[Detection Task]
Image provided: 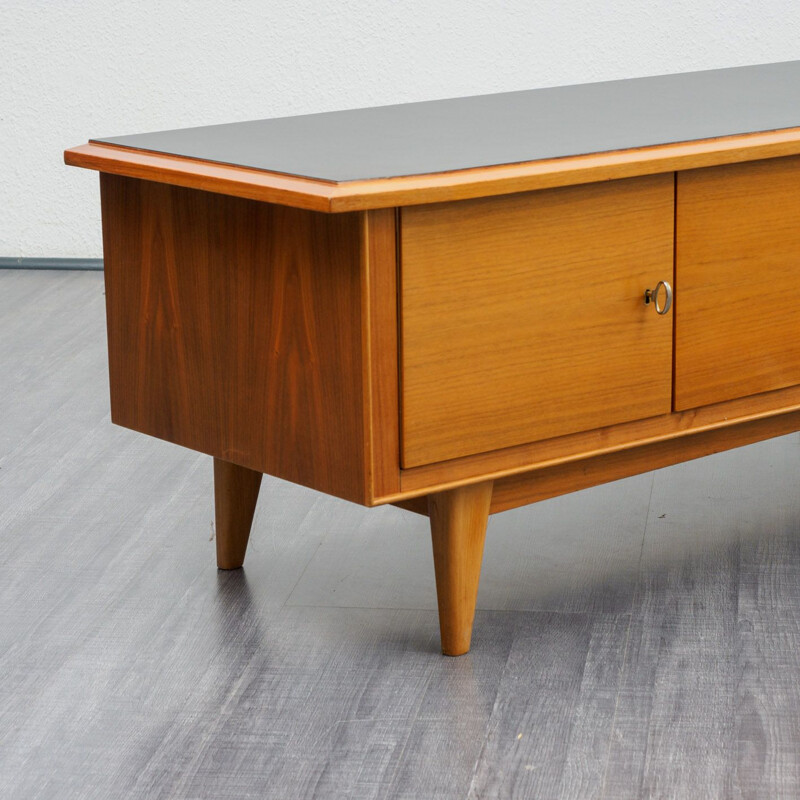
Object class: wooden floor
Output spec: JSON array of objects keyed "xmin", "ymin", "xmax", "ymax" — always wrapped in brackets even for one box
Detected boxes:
[{"xmin": 2, "ymin": 269, "xmax": 800, "ymax": 799}]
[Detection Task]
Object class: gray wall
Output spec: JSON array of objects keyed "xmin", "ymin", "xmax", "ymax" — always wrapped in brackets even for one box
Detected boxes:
[{"xmin": 3, "ymin": 0, "xmax": 800, "ymax": 258}]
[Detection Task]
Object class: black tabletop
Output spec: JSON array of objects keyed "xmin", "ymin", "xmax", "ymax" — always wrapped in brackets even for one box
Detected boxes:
[{"xmin": 94, "ymin": 60, "xmax": 800, "ymax": 184}]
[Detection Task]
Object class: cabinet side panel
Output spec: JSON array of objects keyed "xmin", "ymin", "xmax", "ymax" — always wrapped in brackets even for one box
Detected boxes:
[
  {"xmin": 675, "ymin": 155, "xmax": 800, "ymax": 410},
  {"xmin": 100, "ymin": 174, "xmax": 367, "ymax": 502}
]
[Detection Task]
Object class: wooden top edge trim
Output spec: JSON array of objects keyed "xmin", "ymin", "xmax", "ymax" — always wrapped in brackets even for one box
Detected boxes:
[
  {"xmin": 64, "ymin": 143, "xmax": 337, "ymax": 212},
  {"xmin": 65, "ymin": 127, "xmax": 800, "ymax": 212},
  {"xmin": 333, "ymin": 126, "xmax": 800, "ymax": 210}
]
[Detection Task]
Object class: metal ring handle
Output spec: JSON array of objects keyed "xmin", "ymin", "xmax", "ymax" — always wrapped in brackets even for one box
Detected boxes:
[{"xmin": 644, "ymin": 280, "xmax": 673, "ymax": 315}]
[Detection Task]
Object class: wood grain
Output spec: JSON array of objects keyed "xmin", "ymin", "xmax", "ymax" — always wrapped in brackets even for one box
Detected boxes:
[
  {"xmin": 391, "ymin": 410, "xmax": 800, "ymax": 517},
  {"xmin": 428, "ymin": 481, "xmax": 493, "ymax": 656},
  {"xmin": 605, "ymin": 535, "xmax": 739, "ymax": 799},
  {"xmin": 400, "ymin": 174, "xmax": 674, "ymax": 467},
  {"xmin": 65, "ymin": 126, "xmax": 800, "ymax": 212},
  {"xmin": 213, "ymin": 458, "xmax": 262, "ymax": 569},
  {"xmin": 598, "ymin": 440, "xmax": 800, "ymax": 799},
  {"xmin": 100, "ymin": 174, "xmax": 368, "ymax": 503},
  {"xmin": 67, "ymin": 143, "xmax": 336, "ymax": 211},
  {"xmin": 733, "ymin": 519, "xmax": 800, "ymax": 799},
  {"xmin": 361, "ymin": 208, "xmax": 401, "ymax": 500},
  {"xmin": 675, "ymin": 155, "xmax": 800, "ymax": 410},
  {"xmin": 488, "ymin": 409, "xmax": 800, "ymax": 514},
  {"xmin": 470, "ymin": 613, "xmax": 630, "ymax": 799},
  {"xmin": 393, "ymin": 382, "xmax": 800, "ymax": 500},
  {"xmin": 390, "ymin": 497, "xmax": 429, "ymax": 516}
]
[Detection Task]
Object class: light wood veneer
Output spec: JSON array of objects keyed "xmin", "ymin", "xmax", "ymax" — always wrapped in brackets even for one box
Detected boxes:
[
  {"xmin": 675, "ymin": 155, "xmax": 800, "ymax": 410},
  {"xmin": 400, "ymin": 174, "xmax": 674, "ymax": 466}
]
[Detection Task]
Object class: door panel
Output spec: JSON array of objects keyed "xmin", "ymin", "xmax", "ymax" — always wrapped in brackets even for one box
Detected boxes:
[
  {"xmin": 675, "ymin": 156, "xmax": 800, "ymax": 411},
  {"xmin": 400, "ymin": 174, "xmax": 675, "ymax": 467}
]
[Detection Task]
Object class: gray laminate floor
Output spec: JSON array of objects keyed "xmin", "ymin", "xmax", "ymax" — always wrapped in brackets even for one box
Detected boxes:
[{"xmin": 1, "ymin": 269, "xmax": 800, "ymax": 799}]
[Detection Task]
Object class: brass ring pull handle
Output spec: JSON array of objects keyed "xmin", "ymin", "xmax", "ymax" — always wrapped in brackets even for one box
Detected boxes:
[{"xmin": 644, "ymin": 280, "xmax": 673, "ymax": 315}]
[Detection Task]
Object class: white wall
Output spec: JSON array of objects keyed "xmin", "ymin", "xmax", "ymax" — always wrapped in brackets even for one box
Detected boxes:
[{"xmin": 3, "ymin": 0, "xmax": 800, "ymax": 259}]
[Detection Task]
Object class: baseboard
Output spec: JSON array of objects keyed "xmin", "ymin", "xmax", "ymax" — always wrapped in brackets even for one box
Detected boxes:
[{"xmin": 0, "ymin": 257, "xmax": 103, "ymax": 271}]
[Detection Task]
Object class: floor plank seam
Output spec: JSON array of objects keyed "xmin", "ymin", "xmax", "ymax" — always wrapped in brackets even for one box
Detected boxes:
[
  {"xmin": 598, "ymin": 470, "xmax": 655, "ymax": 800},
  {"xmin": 277, "ymin": 496, "xmax": 331, "ymax": 609},
  {"xmin": 464, "ymin": 612, "xmax": 533, "ymax": 800}
]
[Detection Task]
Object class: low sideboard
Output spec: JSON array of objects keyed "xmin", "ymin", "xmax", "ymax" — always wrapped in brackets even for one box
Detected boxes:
[{"xmin": 65, "ymin": 60, "xmax": 800, "ymax": 655}]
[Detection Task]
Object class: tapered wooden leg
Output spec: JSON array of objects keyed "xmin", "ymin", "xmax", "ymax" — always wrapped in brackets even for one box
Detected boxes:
[
  {"xmin": 213, "ymin": 458, "xmax": 263, "ymax": 569},
  {"xmin": 428, "ymin": 480, "xmax": 493, "ymax": 656}
]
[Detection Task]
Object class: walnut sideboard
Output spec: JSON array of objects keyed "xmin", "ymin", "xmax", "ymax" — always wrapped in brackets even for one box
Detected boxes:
[{"xmin": 65, "ymin": 61, "xmax": 800, "ymax": 655}]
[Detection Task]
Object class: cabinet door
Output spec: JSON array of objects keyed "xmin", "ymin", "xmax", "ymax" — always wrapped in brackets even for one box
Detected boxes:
[
  {"xmin": 400, "ymin": 174, "xmax": 674, "ymax": 468},
  {"xmin": 675, "ymin": 156, "xmax": 800, "ymax": 411}
]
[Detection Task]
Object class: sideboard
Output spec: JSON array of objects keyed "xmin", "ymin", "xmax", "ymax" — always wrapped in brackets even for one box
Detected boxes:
[{"xmin": 65, "ymin": 60, "xmax": 800, "ymax": 654}]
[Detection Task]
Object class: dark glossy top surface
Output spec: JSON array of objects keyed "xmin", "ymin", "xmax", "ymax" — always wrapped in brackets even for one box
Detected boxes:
[{"xmin": 95, "ymin": 61, "xmax": 800, "ymax": 184}]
